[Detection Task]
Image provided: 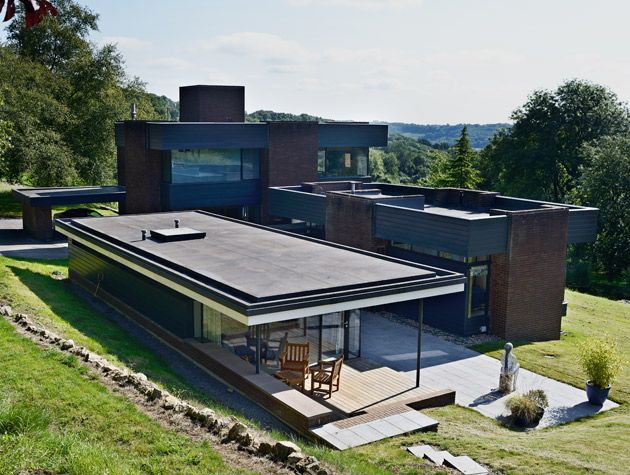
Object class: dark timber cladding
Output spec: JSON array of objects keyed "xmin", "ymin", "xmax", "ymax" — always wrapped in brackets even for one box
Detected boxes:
[{"xmin": 55, "ymin": 211, "xmax": 465, "ymax": 324}]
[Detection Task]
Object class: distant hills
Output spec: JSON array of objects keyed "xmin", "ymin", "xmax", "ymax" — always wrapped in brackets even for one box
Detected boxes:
[
  {"xmin": 377, "ymin": 122, "xmax": 511, "ymax": 149},
  {"xmin": 245, "ymin": 110, "xmax": 509, "ymax": 148}
]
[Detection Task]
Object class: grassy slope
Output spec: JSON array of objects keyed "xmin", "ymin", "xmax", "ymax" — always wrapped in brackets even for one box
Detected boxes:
[
  {"xmin": 0, "ymin": 319, "xmax": 253, "ymax": 475},
  {"xmin": 1, "ymin": 257, "xmax": 628, "ymax": 474},
  {"xmin": 0, "ymin": 182, "xmax": 118, "ymax": 218}
]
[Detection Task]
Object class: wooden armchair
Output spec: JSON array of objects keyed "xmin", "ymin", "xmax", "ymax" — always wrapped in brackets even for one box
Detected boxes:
[
  {"xmin": 310, "ymin": 355, "xmax": 343, "ymax": 398},
  {"xmin": 277, "ymin": 341, "xmax": 310, "ymax": 387}
]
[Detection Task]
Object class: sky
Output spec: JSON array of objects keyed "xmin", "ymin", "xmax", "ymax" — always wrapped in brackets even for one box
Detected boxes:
[{"xmin": 44, "ymin": 1, "xmax": 630, "ymax": 123}]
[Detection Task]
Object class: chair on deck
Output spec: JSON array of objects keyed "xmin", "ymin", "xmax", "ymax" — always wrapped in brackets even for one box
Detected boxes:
[
  {"xmin": 310, "ymin": 355, "xmax": 343, "ymax": 398},
  {"xmin": 276, "ymin": 341, "xmax": 310, "ymax": 389}
]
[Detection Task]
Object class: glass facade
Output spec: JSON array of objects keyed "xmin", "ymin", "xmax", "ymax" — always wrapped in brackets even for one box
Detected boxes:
[
  {"xmin": 170, "ymin": 148, "xmax": 260, "ymax": 184},
  {"xmin": 468, "ymin": 264, "xmax": 489, "ymax": 318},
  {"xmin": 318, "ymin": 147, "xmax": 369, "ymax": 177},
  {"xmin": 194, "ymin": 304, "xmax": 361, "ymax": 370}
]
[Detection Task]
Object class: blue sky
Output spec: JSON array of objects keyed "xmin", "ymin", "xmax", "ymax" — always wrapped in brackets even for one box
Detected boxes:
[{"xmin": 56, "ymin": 1, "xmax": 630, "ymax": 122}]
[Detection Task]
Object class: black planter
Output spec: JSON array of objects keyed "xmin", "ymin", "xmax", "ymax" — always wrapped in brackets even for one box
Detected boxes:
[
  {"xmin": 512, "ymin": 408, "xmax": 544, "ymax": 428},
  {"xmin": 585, "ymin": 381, "xmax": 611, "ymax": 406}
]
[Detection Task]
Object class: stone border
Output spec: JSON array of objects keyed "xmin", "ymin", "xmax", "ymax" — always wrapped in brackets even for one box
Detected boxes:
[{"xmin": 0, "ymin": 304, "xmax": 332, "ymax": 475}]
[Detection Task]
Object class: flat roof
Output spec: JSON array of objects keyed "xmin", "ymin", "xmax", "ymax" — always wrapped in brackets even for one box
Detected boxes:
[
  {"xmin": 56, "ymin": 211, "xmax": 464, "ymax": 324},
  {"xmin": 12, "ymin": 186, "xmax": 126, "ymax": 207}
]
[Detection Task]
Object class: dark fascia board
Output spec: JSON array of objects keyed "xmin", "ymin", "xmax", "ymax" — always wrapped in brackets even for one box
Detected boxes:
[
  {"xmin": 318, "ymin": 123, "xmax": 388, "ymax": 148},
  {"xmin": 146, "ymin": 122, "xmax": 269, "ymax": 150},
  {"xmin": 55, "ymin": 212, "xmax": 464, "ymax": 318},
  {"xmin": 495, "ymin": 194, "xmax": 599, "ymax": 212},
  {"xmin": 12, "ymin": 186, "xmax": 126, "ymax": 207}
]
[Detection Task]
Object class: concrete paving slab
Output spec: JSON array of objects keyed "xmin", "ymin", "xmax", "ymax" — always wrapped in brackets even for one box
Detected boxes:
[
  {"xmin": 425, "ymin": 449, "xmax": 450, "ymax": 466},
  {"xmin": 407, "ymin": 444, "xmax": 433, "ymax": 458},
  {"xmin": 368, "ymin": 419, "xmax": 402, "ymax": 437},
  {"xmin": 383, "ymin": 413, "xmax": 423, "ymax": 433},
  {"xmin": 444, "ymin": 455, "xmax": 488, "ymax": 474}
]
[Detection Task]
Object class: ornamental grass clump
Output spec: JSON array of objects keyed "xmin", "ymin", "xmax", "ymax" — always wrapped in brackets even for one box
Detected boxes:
[
  {"xmin": 506, "ymin": 389, "xmax": 549, "ymax": 427},
  {"xmin": 578, "ymin": 337, "xmax": 623, "ymax": 388}
]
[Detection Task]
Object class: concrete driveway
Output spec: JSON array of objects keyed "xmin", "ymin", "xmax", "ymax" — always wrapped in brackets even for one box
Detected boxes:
[
  {"xmin": 361, "ymin": 312, "xmax": 618, "ymax": 428},
  {"xmin": 0, "ymin": 219, "xmax": 68, "ymax": 260}
]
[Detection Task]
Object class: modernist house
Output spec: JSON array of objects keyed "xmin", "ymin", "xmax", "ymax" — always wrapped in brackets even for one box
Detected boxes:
[
  {"xmin": 268, "ymin": 181, "xmax": 599, "ymax": 341},
  {"xmin": 55, "ymin": 210, "xmax": 464, "ymax": 437},
  {"xmin": 14, "ymin": 84, "xmax": 598, "ymax": 343},
  {"xmin": 114, "ymin": 85, "xmax": 387, "ymax": 222}
]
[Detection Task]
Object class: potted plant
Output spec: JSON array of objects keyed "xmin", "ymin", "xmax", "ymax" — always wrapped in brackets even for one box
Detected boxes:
[
  {"xmin": 578, "ymin": 337, "xmax": 622, "ymax": 405},
  {"xmin": 505, "ymin": 389, "xmax": 549, "ymax": 427}
]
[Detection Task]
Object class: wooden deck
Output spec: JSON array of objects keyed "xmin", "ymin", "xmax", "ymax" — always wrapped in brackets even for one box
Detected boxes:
[{"xmin": 309, "ymin": 358, "xmax": 455, "ymax": 416}]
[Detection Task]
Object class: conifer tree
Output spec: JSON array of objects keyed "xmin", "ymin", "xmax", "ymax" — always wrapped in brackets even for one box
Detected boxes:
[{"xmin": 445, "ymin": 126, "xmax": 480, "ymax": 189}]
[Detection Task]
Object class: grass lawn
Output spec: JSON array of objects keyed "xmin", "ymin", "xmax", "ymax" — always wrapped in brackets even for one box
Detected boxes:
[
  {"xmin": 0, "ymin": 181, "xmax": 118, "ymax": 218},
  {"xmin": 1, "ymin": 256, "xmax": 628, "ymax": 474},
  {"xmin": 0, "ymin": 314, "xmax": 254, "ymax": 474}
]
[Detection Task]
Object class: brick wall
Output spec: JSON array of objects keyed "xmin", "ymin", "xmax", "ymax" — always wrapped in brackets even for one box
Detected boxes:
[
  {"xmin": 179, "ymin": 85, "xmax": 245, "ymax": 122},
  {"xmin": 489, "ymin": 206, "xmax": 569, "ymax": 340},
  {"xmin": 462, "ymin": 190, "xmax": 498, "ymax": 209},
  {"xmin": 324, "ymin": 193, "xmax": 387, "ymax": 252},
  {"xmin": 261, "ymin": 122, "xmax": 319, "ymax": 223},
  {"xmin": 22, "ymin": 203, "xmax": 54, "ymax": 240},
  {"xmin": 118, "ymin": 121, "xmax": 163, "ymax": 214}
]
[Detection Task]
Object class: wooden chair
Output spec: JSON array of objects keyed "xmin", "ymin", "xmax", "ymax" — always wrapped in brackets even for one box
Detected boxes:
[
  {"xmin": 310, "ymin": 355, "xmax": 343, "ymax": 398},
  {"xmin": 278, "ymin": 341, "xmax": 310, "ymax": 388}
]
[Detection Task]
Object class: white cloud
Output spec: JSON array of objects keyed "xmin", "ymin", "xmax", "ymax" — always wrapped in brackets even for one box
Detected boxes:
[{"xmin": 103, "ymin": 36, "xmax": 151, "ymax": 51}]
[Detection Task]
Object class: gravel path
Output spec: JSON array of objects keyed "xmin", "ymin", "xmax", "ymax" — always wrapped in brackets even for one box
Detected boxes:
[{"xmin": 72, "ymin": 284, "xmax": 293, "ymax": 435}]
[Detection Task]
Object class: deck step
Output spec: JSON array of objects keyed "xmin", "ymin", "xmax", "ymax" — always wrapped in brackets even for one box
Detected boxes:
[{"xmin": 311, "ymin": 410, "xmax": 438, "ymax": 450}]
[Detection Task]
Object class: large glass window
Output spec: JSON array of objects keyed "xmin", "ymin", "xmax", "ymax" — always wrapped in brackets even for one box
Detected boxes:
[
  {"xmin": 319, "ymin": 147, "xmax": 369, "ymax": 177},
  {"xmin": 242, "ymin": 149, "xmax": 261, "ymax": 180},
  {"xmin": 468, "ymin": 264, "xmax": 489, "ymax": 317},
  {"xmin": 171, "ymin": 148, "xmax": 260, "ymax": 183}
]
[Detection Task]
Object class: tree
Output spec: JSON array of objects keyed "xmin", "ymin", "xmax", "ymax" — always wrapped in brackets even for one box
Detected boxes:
[
  {"xmin": 0, "ymin": 1, "xmax": 168, "ymax": 186},
  {"xmin": 1, "ymin": 1, "xmax": 57, "ymax": 29},
  {"xmin": 427, "ymin": 127, "xmax": 480, "ymax": 188},
  {"xmin": 6, "ymin": 0, "xmax": 96, "ymax": 72},
  {"xmin": 573, "ymin": 135, "xmax": 630, "ymax": 279},
  {"xmin": 424, "ymin": 149, "xmax": 450, "ymax": 187},
  {"xmin": 481, "ymin": 79, "xmax": 630, "ymax": 201}
]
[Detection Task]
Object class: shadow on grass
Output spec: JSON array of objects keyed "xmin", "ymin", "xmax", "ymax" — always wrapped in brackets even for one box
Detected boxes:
[{"xmin": 5, "ymin": 263, "xmax": 291, "ymax": 433}]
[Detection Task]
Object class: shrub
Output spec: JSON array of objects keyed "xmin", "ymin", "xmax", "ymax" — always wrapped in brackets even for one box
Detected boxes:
[
  {"xmin": 506, "ymin": 389, "xmax": 548, "ymax": 426},
  {"xmin": 578, "ymin": 338, "xmax": 623, "ymax": 388}
]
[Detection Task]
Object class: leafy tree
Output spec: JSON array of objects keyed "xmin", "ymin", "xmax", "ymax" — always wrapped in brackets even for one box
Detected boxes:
[
  {"xmin": 424, "ymin": 149, "xmax": 450, "ymax": 187},
  {"xmin": 573, "ymin": 135, "xmax": 630, "ymax": 279},
  {"xmin": 6, "ymin": 0, "xmax": 97, "ymax": 72},
  {"xmin": 481, "ymin": 79, "xmax": 630, "ymax": 201},
  {"xmin": 0, "ymin": 1, "xmax": 168, "ymax": 186},
  {"xmin": 0, "ymin": 94, "xmax": 11, "ymax": 162}
]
